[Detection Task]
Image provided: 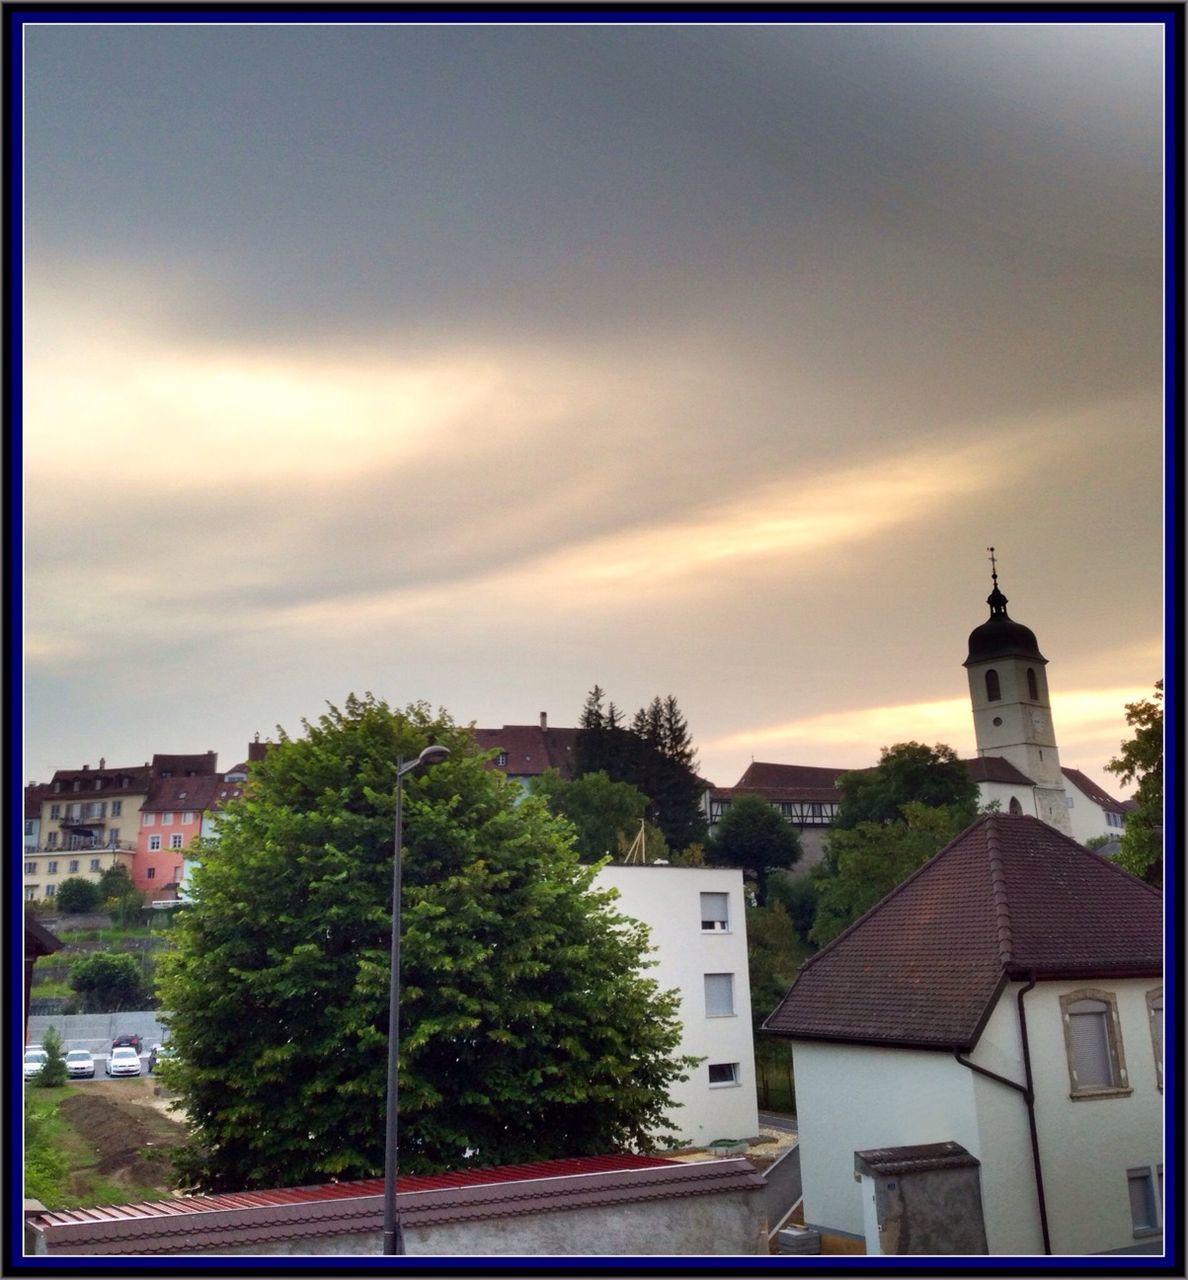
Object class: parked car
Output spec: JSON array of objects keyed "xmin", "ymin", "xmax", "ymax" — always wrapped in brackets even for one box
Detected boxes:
[
  {"xmin": 23, "ymin": 1047, "xmax": 48, "ymax": 1080},
  {"xmin": 112, "ymin": 1034, "xmax": 143, "ymax": 1053},
  {"xmin": 106, "ymin": 1046, "xmax": 142, "ymax": 1077},
  {"xmin": 65, "ymin": 1049, "xmax": 96, "ymax": 1079}
]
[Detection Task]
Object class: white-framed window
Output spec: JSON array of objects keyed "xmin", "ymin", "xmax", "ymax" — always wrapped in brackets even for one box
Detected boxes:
[
  {"xmin": 90, "ymin": 858, "xmax": 101, "ymax": 871},
  {"xmin": 162, "ymin": 812, "xmax": 174, "ymax": 825},
  {"xmin": 1127, "ymin": 1167, "xmax": 1160, "ymax": 1236},
  {"xmin": 111, "ymin": 800, "xmax": 122, "ymax": 816},
  {"xmin": 24, "ymin": 819, "xmax": 34, "ymax": 836},
  {"xmin": 45, "ymin": 883, "xmax": 56, "ymax": 897},
  {"xmin": 181, "ymin": 811, "xmax": 194, "ymax": 824},
  {"xmin": 495, "ymin": 752, "xmax": 508, "ymax": 767},
  {"xmin": 50, "ymin": 803, "xmax": 60, "ymax": 818},
  {"xmin": 143, "ymin": 813, "xmax": 156, "ymax": 826},
  {"xmin": 85, "ymin": 801, "xmax": 105, "ymax": 819},
  {"xmin": 26, "ymin": 886, "xmax": 38, "ymax": 900},
  {"xmin": 708, "ymin": 1062, "xmax": 740, "ymax": 1087},
  {"xmin": 46, "ymin": 832, "xmax": 58, "ymax": 848},
  {"xmin": 701, "ymin": 892, "xmax": 730, "ymax": 932},
  {"xmin": 24, "ymin": 861, "xmax": 36, "ymax": 875},
  {"xmin": 68, "ymin": 859, "xmax": 79, "ymax": 872},
  {"xmin": 146, "ymin": 867, "xmax": 156, "ymax": 879},
  {"xmin": 704, "ymin": 973, "xmax": 736, "ymax": 1017},
  {"xmin": 1147, "ymin": 989, "xmax": 1163, "ymax": 1091},
  {"xmin": 148, "ymin": 834, "xmax": 162, "ymax": 851},
  {"xmin": 109, "ymin": 829, "xmax": 120, "ymax": 846},
  {"xmin": 47, "ymin": 860, "xmax": 58, "ymax": 874},
  {"xmin": 1061, "ymin": 989, "xmax": 1130, "ymax": 1097},
  {"xmin": 170, "ymin": 833, "xmax": 184, "ymax": 849}
]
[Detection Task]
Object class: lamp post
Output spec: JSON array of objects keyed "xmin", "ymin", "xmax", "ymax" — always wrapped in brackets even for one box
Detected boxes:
[{"xmin": 383, "ymin": 743, "xmax": 450, "ymax": 1256}]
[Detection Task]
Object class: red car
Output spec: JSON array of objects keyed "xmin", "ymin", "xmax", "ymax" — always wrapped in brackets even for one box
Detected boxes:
[{"xmin": 112, "ymin": 1034, "xmax": 142, "ymax": 1053}]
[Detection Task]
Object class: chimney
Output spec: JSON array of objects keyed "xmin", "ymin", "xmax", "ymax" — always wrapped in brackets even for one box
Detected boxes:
[
  {"xmin": 99, "ymin": 757, "xmax": 105, "ymax": 770},
  {"xmin": 540, "ymin": 712, "xmax": 548, "ymax": 731},
  {"xmin": 82, "ymin": 764, "xmax": 89, "ymax": 771}
]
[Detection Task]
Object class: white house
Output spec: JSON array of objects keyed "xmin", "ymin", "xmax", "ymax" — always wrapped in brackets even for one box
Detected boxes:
[
  {"xmin": 763, "ymin": 813, "xmax": 1163, "ymax": 1256},
  {"xmin": 1060, "ymin": 766, "xmax": 1129, "ymax": 846},
  {"xmin": 595, "ymin": 864, "xmax": 759, "ymax": 1150}
]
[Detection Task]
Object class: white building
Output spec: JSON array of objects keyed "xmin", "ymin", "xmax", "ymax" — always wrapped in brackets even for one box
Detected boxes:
[
  {"xmin": 763, "ymin": 813, "xmax": 1163, "ymax": 1256},
  {"xmin": 1060, "ymin": 766, "xmax": 1129, "ymax": 846},
  {"xmin": 595, "ymin": 864, "xmax": 759, "ymax": 1150}
]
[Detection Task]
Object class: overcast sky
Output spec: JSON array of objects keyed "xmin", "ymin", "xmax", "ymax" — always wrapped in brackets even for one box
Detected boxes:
[{"xmin": 22, "ymin": 19, "xmax": 1165, "ymax": 798}]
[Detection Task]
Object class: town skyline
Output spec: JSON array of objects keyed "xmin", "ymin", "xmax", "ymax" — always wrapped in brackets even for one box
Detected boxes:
[{"xmin": 22, "ymin": 20, "xmax": 1164, "ymax": 802}]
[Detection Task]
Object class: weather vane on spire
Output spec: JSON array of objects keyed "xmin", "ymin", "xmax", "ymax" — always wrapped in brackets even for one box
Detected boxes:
[{"xmin": 987, "ymin": 546, "xmax": 998, "ymax": 588}]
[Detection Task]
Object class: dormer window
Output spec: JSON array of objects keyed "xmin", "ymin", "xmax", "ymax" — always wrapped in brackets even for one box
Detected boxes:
[
  {"xmin": 985, "ymin": 670, "xmax": 1001, "ymax": 702},
  {"xmin": 496, "ymin": 752, "xmax": 508, "ymax": 768}
]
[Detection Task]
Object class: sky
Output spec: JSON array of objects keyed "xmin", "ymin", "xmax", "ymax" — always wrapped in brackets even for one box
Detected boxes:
[{"xmin": 21, "ymin": 18, "xmax": 1166, "ymax": 799}]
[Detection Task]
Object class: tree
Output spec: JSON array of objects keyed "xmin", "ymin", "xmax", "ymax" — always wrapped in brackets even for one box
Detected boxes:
[
  {"xmin": 98, "ymin": 863, "xmax": 136, "ymax": 901},
  {"xmin": 156, "ymin": 694, "xmax": 694, "ymax": 1194},
  {"xmin": 745, "ymin": 903, "xmax": 810, "ymax": 1031},
  {"xmin": 707, "ymin": 794, "xmax": 802, "ymax": 906},
  {"xmin": 54, "ymin": 876, "xmax": 102, "ymax": 914},
  {"xmin": 69, "ymin": 951, "xmax": 151, "ymax": 1013},
  {"xmin": 810, "ymin": 802, "xmax": 970, "ymax": 947},
  {"xmin": 528, "ymin": 769, "xmax": 649, "ymax": 862},
  {"xmin": 1106, "ymin": 681, "xmax": 1163, "ymax": 888},
  {"xmin": 35, "ymin": 1026, "xmax": 68, "ymax": 1088},
  {"xmin": 767, "ymin": 873, "xmax": 819, "ymax": 946},
  {"xmin": 834, "ymin": 742, "xmax": 979, "ymax": 830}
]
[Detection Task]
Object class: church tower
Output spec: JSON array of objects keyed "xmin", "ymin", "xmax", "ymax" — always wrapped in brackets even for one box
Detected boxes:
[{"xmin": 964, "ymin": 552, "xmax": 1071, "ymax": 835}]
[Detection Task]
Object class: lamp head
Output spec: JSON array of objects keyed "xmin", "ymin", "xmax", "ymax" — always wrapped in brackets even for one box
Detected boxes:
[{"xmin": 417, "ymin": 744, "xmax": 450, "ymax": 768}]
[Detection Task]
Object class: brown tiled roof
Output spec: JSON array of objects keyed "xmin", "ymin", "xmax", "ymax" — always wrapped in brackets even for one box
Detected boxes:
[
  {"xmin": 152, "ymin": 752, "xmax": 218, "ymax": 778},
  {"xmin": 962, "ymin": 756, "xmax": 1035, "ymax": 786},
  {"xmin": 472, "ymin": 724, "xmax": 579, "ymax": 778},
  {"xmin": 710, "ymin": 784, "xmax": 842, "ymax": 804},
  {"xmin": 25, "ymin": 784, "xmax": 53, "ymax": 818},
  {"xmin": 49, "ymin": 765, "xmax": 152, "ymax": 797},
  {"xmin": 1061, "ymin": 767, "xmax": 1125, "ymax": 814},
  {"xmin": 736, "ymin": 762, "xmax": 848, "ymax": 790},
  {"xmin": 209, "ymin": 778, "xmax": 245, "ymax": 810},
  {"xmin": 142, "ymin": 775, "xmax": 222, "ymax": 813},
  {"xmin": 855, "ymin": 1142, "xmax": 979, "ymax": 1178},
  {"xmin": 763, "ymin": 814, "xmax": 1161, "ymax": 1051},
  {"xmin": 28, "ymin": 1156, "xmax": 762, "ymax": 1255}
]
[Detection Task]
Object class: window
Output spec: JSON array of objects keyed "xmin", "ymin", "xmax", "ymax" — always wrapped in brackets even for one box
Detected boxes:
[
  {"xmin": 162, "ymin": 812, "xmax": 174, "ymax": 825},
  {"xmin": 701, "ymin": 892, "xmax": 730, "ymax": 931},
  {"xmin": 24, "ymin": 819, "xmax": 34, "ymax": 837},
  {"xmin": 1128, "ymin": 1168, "xmax": 1159, "ymax": 1236},
  {"xmin": 45, "ymin": 884, "xmax": 56, "ymax": 897},
  {"xmin": 146, "ymin": 867, "xmax": 156, "ymax": 879},
  {"xmin": 1060, "ymin": 990, "xmax": 1130, "ymax": 1097},
  {"xmin": 50, "ymin": 802, "xmax": 60, "ymax": 817},
  {"xmin": 708, "ymin": 1062, "xmax": 740, "ymax": 1087},
  {"xmin": 24, "ymin": 861, "xmax": 36, "ymax": 875},
  {"xmin": 1027, "ymin": 668, "xmax": 1039, "ymax": 701},
  {"xmin": 1009, "ymin": 797, "xmax": 1023, "ymax": 815},
  {"xmin": 47, "ymin": 860, "xmax": 58, "ymax": 874},
  {"xmin": 149, "ymin": 834, "xmax": 162, "ymax": 851},
  {"xmin": 111, "ymin": 800, "xmax": 122, "ymax": 816},
  {"xmin": 68, "ymin": 859, "xmax": 79, "ymax": 872},
  {"xmin": 1065, "ymin": 795, "xmax": 1075, "ymax": 808},
  {"xmin": 985, "ymin": 669, "xmax": 1001, "ymax": 702},
  {"xmin": 26, "ymin": 886, "xmax": 37, "ymax": 901},
  {"xmin": 170, "ymin": 833, "xmax": 184, "ymax": 849},
  {"xmin": 1147, "ymin": 989, "xmax": 1163, "ymax": 1090},
  {"xmin": 181, "ymin": 811, "xmax": 194, "ymax": 824},
  {"xmin": 90, "ymin": 859, "xmax": 101, "ymax": 871},
  {"xmin": 46, "ymin": 831, "xmax": 58, "ymax": 848},
  {"xmin": 85, "ymin": 801, "xmax": 105, "ymax": 819},
  {"xmin": 705, "ymin": 973, "xmax": 735, "ymax": 1017},
  {"xmin": 143, "ymin": 813, "xmax": 156, "ymax": 826},
  {"xmin": 109, "ymin": 829, "xmax": 120, "ymax": 846},
  {"xmin": 495, "ymin": 752, "xmax": 508, "ymax": 768}
]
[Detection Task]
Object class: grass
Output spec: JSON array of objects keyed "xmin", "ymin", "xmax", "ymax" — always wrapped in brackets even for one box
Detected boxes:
[{"xmin": 23, "ymin": 1086, "xmax": 75, "ymax": 1207}]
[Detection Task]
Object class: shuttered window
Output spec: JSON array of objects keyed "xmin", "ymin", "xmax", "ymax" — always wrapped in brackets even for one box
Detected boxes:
[
  {"xmin": 1147, "ymin": 989, "xmax": 1163, "ymax": 1089},
  {"xmin": 1068, "ymin": 999, "xmax": 1113, "ymax": 1087},
  {"xmin": 705, "ymin": 973, "xmax": 735, "ymax": 1017},
  {"xmin": 700, "ymin": 893, "xmax": 729, "ymax": 931},
  {"xmin": 1128, "ymin": 1168, "xmax": 1158, "ymax": 1234}
]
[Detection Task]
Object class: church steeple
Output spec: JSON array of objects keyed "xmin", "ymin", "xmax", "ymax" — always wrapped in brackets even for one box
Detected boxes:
[{"xmin": 963, "ymin": 553, "xmax": 1070, "ymax": 835}]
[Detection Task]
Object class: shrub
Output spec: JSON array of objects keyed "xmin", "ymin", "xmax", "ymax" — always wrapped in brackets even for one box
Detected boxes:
[
  {"xmin": 36, "ymin": 1027, "xmax": 69, "ymax": 1087},
  {"xmin": 54, "ymin": 877, "xmax": 103, "ymax": 914}
]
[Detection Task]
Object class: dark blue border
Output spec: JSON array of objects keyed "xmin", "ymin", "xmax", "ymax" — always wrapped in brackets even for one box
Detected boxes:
[{"xmin": 5, "ymin": 3, "xmax": 1183, "ymax": 1275}]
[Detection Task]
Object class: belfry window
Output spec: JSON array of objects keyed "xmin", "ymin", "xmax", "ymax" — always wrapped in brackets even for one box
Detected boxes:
[
  {"xmin": 985, "ymin": 669, "xmax": 1001, "ymax": 702},
  {"xmin": 1027, "ymin": 668, "xmax": 1039, "ymax": 700}
]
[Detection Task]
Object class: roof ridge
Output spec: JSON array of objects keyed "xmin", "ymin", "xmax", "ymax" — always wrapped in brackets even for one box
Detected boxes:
[{"xmin": 984, "ymin": 816, "xmax": 1014, "ymax": 967}]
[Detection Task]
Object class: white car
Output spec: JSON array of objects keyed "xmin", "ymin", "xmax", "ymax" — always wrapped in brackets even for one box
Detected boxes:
[
  {"xmin": 23, "ymin": 1047, "xmax": 48, "ymax": 1080},
  {"xmin": 106, "ymin": 1046, "xmax": 141, "ymax": 1077},
  {"xmin": 65, "ymin": 1049, "xmax": 96, "ymax": 1079}
]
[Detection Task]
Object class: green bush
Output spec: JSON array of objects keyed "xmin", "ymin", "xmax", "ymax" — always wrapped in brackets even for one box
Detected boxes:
[
  {"xmin": 24, "ymin": 1096, "xmax": 69, "ymax": 1206},
  {"xmin": 36, "ymin": 1027, "xmax": 69, "ymax": 1088},
  {"xmin": 69, "ymin": 950, "xmax": 151, "ymax": 1012},
  {"xmin": 54, "ymin": 877, "xmax": 103, "ymax": 914}
]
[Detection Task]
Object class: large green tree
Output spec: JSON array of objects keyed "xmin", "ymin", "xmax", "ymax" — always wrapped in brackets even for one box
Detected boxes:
[
  {"xmin": 834, "ymin": 741, "xmax": 979, "ymax": 830},
  {"xmin": 708, "ymin": 793, "xmax": 801, "ymax": 906},
  {"xmin": 69, "ymin": 951, "xmax": 151, "ymax": 1013},
  {"xmin": 1106, "ymin": 681, "xmax": 1163, "ymax": 887},
  {"xmin": 810, "ymin": 802, "xmax": 971, "ymax": 947},
  {"xmin": 54, "ymin": 876, "xmax": 102, "ymax": 914},
  {"xmin": 157, "ymin": 695, "xmax": 693, "ymax": 1194},
  {"xmin": 528, "ymin": 768, "xmax": 649, "ymax": 862}
]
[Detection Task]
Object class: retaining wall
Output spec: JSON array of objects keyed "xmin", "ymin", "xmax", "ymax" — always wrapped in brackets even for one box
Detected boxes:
[{"xmin": 25, "ymin": 1011, "xmax": 169, "ymax": 1052}]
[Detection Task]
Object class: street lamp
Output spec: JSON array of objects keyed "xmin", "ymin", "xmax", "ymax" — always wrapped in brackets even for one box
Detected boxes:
[{"xmin": 383, "ymin": 743, "xmax": 450, "ymax": 1256}]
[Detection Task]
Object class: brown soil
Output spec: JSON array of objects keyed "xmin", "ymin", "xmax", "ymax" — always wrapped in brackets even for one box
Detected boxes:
[{"xmin": 59, "ymin": 1078, "xmax": 188, "ymax": 1198}]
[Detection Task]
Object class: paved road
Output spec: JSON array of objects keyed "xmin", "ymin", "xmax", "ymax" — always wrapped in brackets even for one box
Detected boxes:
[{"xmin": 759, "ymin": 1110, "xmax": 797, "ymax": 1133}]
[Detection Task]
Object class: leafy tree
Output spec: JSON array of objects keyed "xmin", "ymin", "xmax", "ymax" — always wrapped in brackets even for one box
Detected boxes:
[
  {"xmin": 745, "ymin": 903, "xmax": 811, "ymax": 1031},
  {"xmin": 834, "ymin": 742, "xmax": 978, "ymax": 830},
  {"xmin": 614, "ymin": 819, "xmax": 671, "ymax": 864},
  {"xmin": 54, "ymin": 876, "xmax": 103, "ymax": 914},
  {"xmin": 529, "ymin": 768, "xmax": 649, "ymax": 861},
  {"xmin": 810, "ymin": 802, "xmax": 970, "ymax": 947},
  {"xmin": 156, "ymin": 694, "xmax": 694, "ymax": 1194},
  {"xmin": 98, "ymin": 863, "xmax": 137, "ymax": 901},
  {"xmin": 69, "ymin": 950, "xmax": 151, "ymax": 1013},
  {"xmin": 35, "ymin": 1026, "xmax": 68, "ymax": 1087},
  {"xmin": 1085, "ymin": 834, "xmax": 1112, "ymax": 852},
  {"xmin": 1106, "ymin": 681, "xmax": 1163, "ymax": 888},
  {"xmin": 708, "ymin": 794, "xmax": 801, "ymax": 906},
  {"xmin": 767, "ymin": 873, "xmax": 819, "ymax": 946}
]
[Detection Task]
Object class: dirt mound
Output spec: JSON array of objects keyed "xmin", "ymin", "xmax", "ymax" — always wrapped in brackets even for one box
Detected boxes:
[{"xmin": 60, "ymin": 1081, "xmax": 187, "ymax": 1194}]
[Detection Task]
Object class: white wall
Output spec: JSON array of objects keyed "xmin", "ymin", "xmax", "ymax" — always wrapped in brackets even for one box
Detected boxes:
[
  {"xmin": 1061, "ymin": 778, "xmax": 1125, "ymax": 847},
  {"xmin": 595, "ymin": 865, "xmax": 758, "ymax": 1148}
]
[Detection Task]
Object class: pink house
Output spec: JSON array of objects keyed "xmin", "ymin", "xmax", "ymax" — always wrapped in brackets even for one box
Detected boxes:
[{"xmin": 133, "ymin": 754, "xmax": 219, "ymax": 895}]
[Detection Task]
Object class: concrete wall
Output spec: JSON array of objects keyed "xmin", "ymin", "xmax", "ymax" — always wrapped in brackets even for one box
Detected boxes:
[
  {"xmin": 595, "ymin": 865, "xmax": 759, "ymax": 1148},
  {"xmin": 26, "ymin": 1011, "xmax": 169, "ymax": 1053}
]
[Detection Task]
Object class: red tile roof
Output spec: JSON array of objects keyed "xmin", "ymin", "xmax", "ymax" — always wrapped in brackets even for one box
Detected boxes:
[
  {"xmin": 152, "ymin": 752, "xmax": 218, "ymax": 778},
  {"xmin": 763, "ymin": 814, "xmax": 1161, "ymax": 1051},
  {"xmin": 48, "ymin": 765, "xmax": 152, "ymax": 796},
  {"xmin": 472, "ymin": 724, "xmax": 579, "ymax": 777},
  {"xmin": 736, "ymin": 762, "xmax": 848, "ymax": 790},
  {"xmin": 142, "ymin": 775, "xmax": 222, "ymax": 814},
  {"xmin": 1060, "ymin": 767, "xmax": 1125, "ymax": 814},
  {"xmin": 28, "ymin": 1155, "xmax": 763, "ymax": 1255},
  {"xmin": 730, "ymin": 756, "xmax": 1036, "ymax": 800},
  {"xmin": 963, "ymin": 756, "xmax": 1035, "ymax": 786}
]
